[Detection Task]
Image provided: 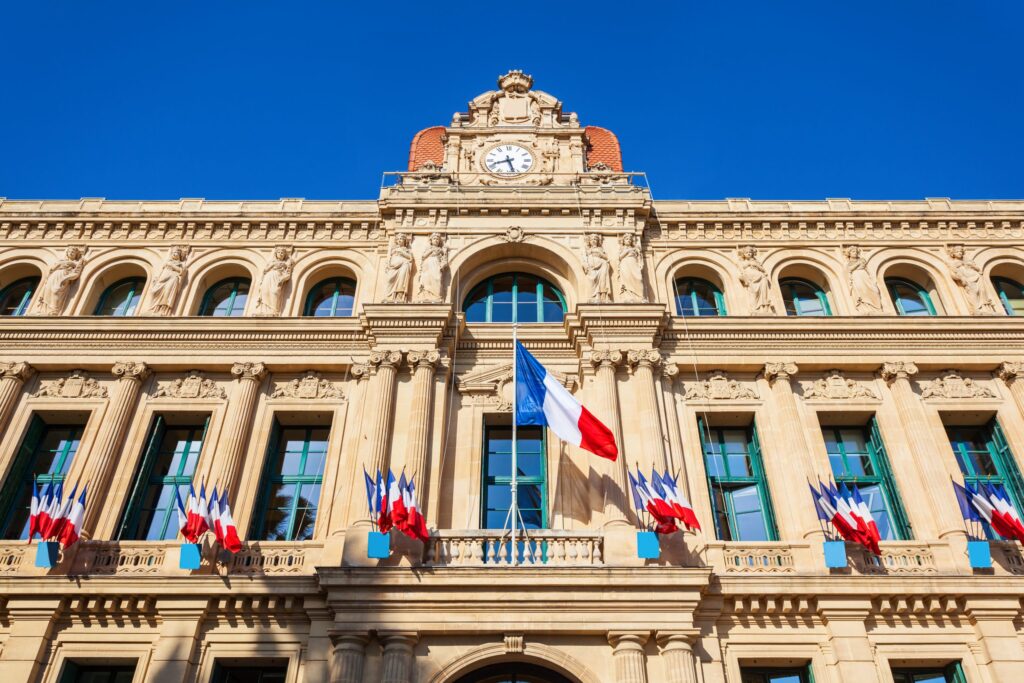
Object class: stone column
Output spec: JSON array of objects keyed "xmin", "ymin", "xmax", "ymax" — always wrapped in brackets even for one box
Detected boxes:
[
  {"xmin": 0, "ymin": 598, "xmax": 60, "ymax": 680},
  {"xmin": 365, "ymin": 351, "xmax": 403, "ymax": 477},
  {"xmin": 656, "ymin": 631, "xmax": 700, "ymax": 683},
  {"xmin": 627, "ymin": 349, "xmax": 668, "ymax": 471},
  {"xmin": 82, "ymin": 361, "xmax": 150, "ymax": 534},
  {"xmin": 818, "ymin": 603, "xmax": 880, "ymax": 682},
  {"xmin": 608, "ymin": 631, "xmax": 650, "ymax": 683},
  {"xmin": 997, "ymin": 361, "xmax": 1024, "ymax": 418},
  {"xmin": 0, "ymin": 362, "xmax": 33, "ymax": 438},
  {"xmin": 659, "ymin": 364, "xmax": 684, "ymax": 476},
  {"xmin": 217, "ymin": 362, "xmax": 268, "ymax": 498},
  {"xmin": 762, "ymin": 362, "xmax": 823, "ymax": 541},
  {"xmin": 380, "ymin": 631, "xmax": 418, "ymax": 683},
  {"xmin": 329, "ymin": 632, "xmax": 369, "ymax": 683},
  {"xmin": 405, "ymin": 350, "xmax": 440, "ymax": 498},
  {"xmin": 965, "ymin": 599, "xmax": 1024, "ymax": 682},
  {"xmin": 590, "ymin": 351, "xmax": 628, "ymax": 524},
  {"xmin": 150, "ymin": 598, "xmax": 208, "ymax": 683}
]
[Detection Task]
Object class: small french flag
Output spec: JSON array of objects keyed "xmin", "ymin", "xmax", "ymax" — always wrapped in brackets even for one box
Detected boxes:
[{"xmin": 515, "ymin": 341, "xmax": 618, "ymax": 460}]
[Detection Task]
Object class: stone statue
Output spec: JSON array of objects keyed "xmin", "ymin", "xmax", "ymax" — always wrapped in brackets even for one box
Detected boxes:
[
  {"xmin": 617, "ymin": 233, "xmax": 646, "ymax": 303},
  {"xmin": 30, "ymin": 246, "xmax": 89, "ymax": 315},
  {"xmin": 737, "ymin": 246, "xmax": 775, "ymax": 314},
  {"xmin": 843, "ymin": 245, "xmax": 882, "ymax": 313},
  {"xmin": 253, "ymin": 246, "xmax": 295, "ymax": 316},
  {"xmin": 947, "ymin": 245, "xmax": 997, "ymax": 314},
  {"xmin": 145, "ymin": 245, "xmax": 197, "ymax": 316},
  {"xmin": 582, "ymin": 234, "xmax": 612, "ymax": 303},
  {"xmin": 383, "ymin": 233, "xmax": 414, "ymax": 303},
  {"xmin": 416, "ymin": 232, "xmax": 449, "ymax": 303}
]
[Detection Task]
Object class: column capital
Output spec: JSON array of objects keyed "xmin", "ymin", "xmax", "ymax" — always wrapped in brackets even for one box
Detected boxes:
[
  {"xmin": 378, "ymin": 630, "xmax": 419, "ymax": 647},
  {"xmin": 608, "ymin": 630, "xmax": 650, "ymax": 650},
  {"xmin": 231, "ymin": 361, "xmax": 268, "ymax": 382},
  {"xmin": 763, "ymin": 361, "xmax": 798, "ymax": 384},
  {"xmin": 111, "ymin": 361, "xmax": 151, "ymax": 382},
  {"xmin": 655, "ymin": 630, "xmax": 699, "ymax": 649},
  {"xmin": 590, "ymin": 349, "xmax": 624, "ymax": 368},
  {"xmin": 661, "ymin": 363, "xmax": 680, "ymax": 381},
  {"xmin": 627, "ymin": 349, "xmax": 663, "ymax": 369},
  {"xmin": 880, "ymin": 361, "xmax": 919, "ymax": 383},
  {"xmin": 407, "ymin": 349, "xmax": 441, "ymax": 369},
  {"xmin": 997, "ymin": 361, "xmax": 1024, "ymax": 383},
  {"xmin": 369, "ymin": 350, "xmax": 404, "ymax": 370},
  {"xmin": 0, "ymin": 361, "xmax": 35, "ymax": 382},
  {"xmin": 329, "ymin": 631, "xmax": 370, "ymax": 648}
]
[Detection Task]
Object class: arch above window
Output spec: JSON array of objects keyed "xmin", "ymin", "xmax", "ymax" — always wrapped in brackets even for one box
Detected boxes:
[
  {"xmin": 93, "ymin": 276, "xmax": 145, "ymax": 316},
  {"xmin": 453, "ymin": 662, "xmax": 576, "ymax": 683},
  {"xmin": 0, "ymin": 276, "xmax": 39, "ymax": 317},
  {"xmin": 993, "ymin": 276, "xmax": 1024, "ymax": 316},
  {"xmin": 886, "ymin": 277, "xmax": 936, "ymax": 316},
  {"xmin": 304, "ymin": 277, "xmax": 356, "ymax": 317},
  {"xmin": 463, "ymin": 273, "xmax": 566, "ymax": 323},
  {"xmin": 780, "ymin": 277, "xmax": 831, "ymax": 317},
  {"xmin": 198, "ymin": 277, "xmax": 250, "ymax": 317},
  {"xmin": 674, "ymin": 277, "xmax": 725, "ymax": 317}
]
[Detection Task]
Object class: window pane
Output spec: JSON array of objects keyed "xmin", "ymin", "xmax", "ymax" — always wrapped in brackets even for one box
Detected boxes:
[
  {"xmin": 463, "ymin": 274, "xmax": 564, "ymax": 324},
  {"xmin": 2, "ymin": 422, "xmax": 83, "ymax": 540},
  {"xmin": 995, "ymin": 278, "xmax": 1024, "ymax": 316},
  {"xmin": 541, "ymin": 286, "xmax": 564, "ymax": 322},
  {"xmin": 95, "ymin": 278, "xmax": 143, "ymax": 316},
  {"xmin": 730, "ymin": 485, "xmax": 769, "ymax": 541},
  {"xmin": 676, "ymin": 279, "xmax": 722, "ymax": 317},
  {"xmin": 516, "ymin": 276, "xmax": 539, "ymax": 323},
  {"xmin": 0, "ymin": 277, "xmax": 38, "ymax": 316},
  {"xmin": 889, "ymin": 280, "xmax": 932, "ymax": 316},
  {"xmin": 203, "ymin": 279, "xmax": 249, "ymax": 317},
  {"xmin": 464, "ymin": 296, "xmax": 487, "ymax": 322},
  {"xmin": 858, "ymin": 484, "xmax": 895, "ymax": 541}
]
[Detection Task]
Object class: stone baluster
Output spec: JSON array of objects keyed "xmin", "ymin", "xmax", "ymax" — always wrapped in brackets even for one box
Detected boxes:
[
  {"xmin": 329, "ymin": 632, "xmax": 369, "ymax": 683},
  {"xmin": 380, "ymin": 631, "xmax": 418, "ymax": 683},
  {"xmin": 405, "ymin": 350, "xmax": 441, "ymax": 504},
  {"xmin": 217, "ymin": 362, "xmax": 268, "ymax": 498},
  {"xmin": 608, "ymin": 631, "xmax": 650, "ymax": 683},
  {"xmin": 364, "ymin": 351, "xmax": 403, "ymax": 477},
  {"xmin": 0, "ymin": 362, "xmax": 34, "ymax": 437},
  {"xmin": 656, "ymin": 631, "xmax": 700, "ymax": 683},
  {"xmin": 590, "ymin": 351, "xmax": 628, "ymax": 524},
  {"xmin": 627, "ymin": 349, "xmax": 669, "ymax": 471},
  {"xmin": 82, "ymin": 361, "xmax": 150, "ymax": 534}
]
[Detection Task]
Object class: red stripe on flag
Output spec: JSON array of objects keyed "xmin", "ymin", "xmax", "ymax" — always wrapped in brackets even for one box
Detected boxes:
[{"xmin": 577, "ymin": 407, "xmax": 618, "ymax": 461}]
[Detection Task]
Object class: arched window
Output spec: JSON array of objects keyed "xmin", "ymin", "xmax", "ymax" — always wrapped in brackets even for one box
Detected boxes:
[
  {"xmin": 463, "ymin": 274, "xmax": 566, "ymax": 323},
  {"xmin": 885, "ymin": 277, "xmax": 936, "ymax": 316},
  {"xmin": 304, "ymin": 277, "xmax": 356, "ymax": 317},
  {"xmin": 93, "ymin": 277, "xmax": 145, "ymax": 316},
  {"xmin": 454, "ymin": 662, "xmax": 575, "ymax": 683},
  {"xmin": 0, "ymin": 277, "xmax": 39, "ymax": 316},
  {"xmin": 993, "ymin": 276, "xmax": 1024, "ymax": 316},
  {"xmin": 780, "ymin": 278, "xmax": 831, "ymax": 316},
  {"xmin": 198, "ymin": 277, "xmax": 250, "ymax": 317},
  {"xmin": 674, "ymin": 277, "xmax": 726, "ymax": 317}
]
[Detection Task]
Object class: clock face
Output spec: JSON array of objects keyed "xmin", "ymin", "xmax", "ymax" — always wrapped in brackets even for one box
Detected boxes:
[{"xmin": 484, "ymin": 145, "xmax": 534, "ymax": 175}]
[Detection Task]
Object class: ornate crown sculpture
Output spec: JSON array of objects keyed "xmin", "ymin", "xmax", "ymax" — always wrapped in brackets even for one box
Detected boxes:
[{"xmin": 498, "ymin": 70, "xmax": 533, "ymax": 93}]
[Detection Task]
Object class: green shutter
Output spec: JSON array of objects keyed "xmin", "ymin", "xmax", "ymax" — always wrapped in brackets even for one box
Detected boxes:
[
  {"xmin": 0, "ymin": 415, "xmax": 45, "ymax": 536},
  {"xmin": 868, "ymin": 418, "xmax": 912, "ymax": 540},
  {"xmin": 748, "ymin": 423, "xmax": 779, "ymax": 541},
  {"xmin": 990, "ymin": 418, "xmax": 1024, "ymax": 510},
  {"xmin": 117, "ymin": 415, "xmax": 166, "ymax": 540},
  {"xmin": 944, "ymin": 662, "xmax": 967, "ymax": 683},
  {"xmin": 249, "ymin": 419, "xmax": 281, "ymax": 539}
]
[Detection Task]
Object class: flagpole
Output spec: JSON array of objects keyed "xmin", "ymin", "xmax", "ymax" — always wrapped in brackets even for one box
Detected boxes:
[{"xmin": 511, "ymin": 322, "xmax": 519, "ymax": 566}]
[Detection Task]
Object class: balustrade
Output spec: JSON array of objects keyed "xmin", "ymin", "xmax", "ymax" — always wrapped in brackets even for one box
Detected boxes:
[{"xmin": 425, "ymin": 530, "xmax": 604, "ymax": 567}]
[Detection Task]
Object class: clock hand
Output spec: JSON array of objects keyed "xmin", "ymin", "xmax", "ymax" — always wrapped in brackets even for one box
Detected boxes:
[{"xmin": 504, "ymin": 157, "xmax": 516, "ymax": 171}]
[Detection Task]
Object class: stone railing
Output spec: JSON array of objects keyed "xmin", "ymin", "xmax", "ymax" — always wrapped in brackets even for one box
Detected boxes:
[
  {"xmin": 989, "ymin": 541, "xmax": 1024, "ymax": 575},
  {"xmin": 716, "ymin": 542, "xmax": 798, "ymax": 573},
  {"xmin": 227, "ymin": 541, "xmax": 323, "ymax": 575},
  {"xmin": 425, "ymin": 530, "xmax": 604, "ymax": 567},
  {"xmin": 849, "ymin": 542, "xmax": 937, "ymax": 575},
  {"xmin": 70, "ymin": 541, "xmax": 169, "ymax": 575},
  {"xmin": 0, "ymin": 543, "xmax": 30, "ymax": 575}
]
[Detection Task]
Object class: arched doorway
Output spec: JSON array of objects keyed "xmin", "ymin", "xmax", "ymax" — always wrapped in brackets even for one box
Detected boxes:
[{"xmin": 453, "ymin": 662, "xmax": 576, "ymax": 683}]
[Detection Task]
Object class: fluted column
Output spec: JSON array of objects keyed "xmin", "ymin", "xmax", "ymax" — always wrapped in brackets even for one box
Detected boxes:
[
  {"xmin": 590, "ymin": 351, "xmax": 628, "ymax": 524},
  {"xmin": 329, "ymin": 632, "xmax": 369, "ymax": 683},
  {"xmin": 365, "ymin": 351, "xmax": 403, "ymax": 477},
  {"xmin": 0, "ymin": 362, "xmax": 34, "ymax": 437},
  {"xmin": 405, "ymin": 350, "xmax": 440, "ymax": 503},
  {"xmin": 997, "ymin": 361, "xmax": 1024, "ymax": 418},
  {"xmin": 762, "ymin": 362, "xmax": 823, "ymax": 541},
  {"xmin": 380, "ymin": 631, "xmax": 418, "ymax": 683},
  {"xmin": 628, "ymin": 349, "xmax": 668, "ymax": 471},
  {"xmin": 218, "ymin": 361, "xmax": 268, "ymax": 498},
  {"xmin": 656, "ymin": 631, "xmax": 699, "ymax": 683},
  {"xmin": 82, "ymin": 361, "xmax": 150, "ymax": 534},
  {"xmin": 659, "ymin": 364, "xmax": 684, "ymax": 476},
  {"xmin": 608, "ymin": 631, "xmax": 650, "ymax": 683}
]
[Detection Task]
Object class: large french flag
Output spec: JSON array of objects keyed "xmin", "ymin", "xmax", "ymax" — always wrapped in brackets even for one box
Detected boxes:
[{"xmin": 515, "ymin": 341, "xmax": 618, "ymax": 460}]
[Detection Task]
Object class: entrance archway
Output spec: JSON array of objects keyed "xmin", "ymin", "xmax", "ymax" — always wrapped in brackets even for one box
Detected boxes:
[{"xmin": 452, "ymin": 662, "xmax": 576, "ymax": 683}]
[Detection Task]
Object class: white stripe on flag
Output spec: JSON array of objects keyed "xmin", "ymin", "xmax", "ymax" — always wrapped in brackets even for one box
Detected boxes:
[{"xmin": 541, "ymin": 372, "xmax": 583, "ymax": 446}]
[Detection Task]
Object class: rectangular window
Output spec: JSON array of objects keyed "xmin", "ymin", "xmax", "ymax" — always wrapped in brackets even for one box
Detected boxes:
[
  {"xmin": 118, "ymin": 415, "xmax": 208, "ymax": 541},
  {"xmin": 947, "ymin": 419, "xmax": 1024, "ymax": 540},
  {"xmin": 821, "ymin": 418, "xmax": 911, "ymax": 540},
  {"xmin": 0, "ymin": 415, "xmax": 84, "ymax": 540},
  {"xmin": 481, "ymin": 424, "xmax": 547, "ymax": 530},
  {"xmin": 211, "ymin": 663, "xmax": 287, "ymax": 683},
  {"xmin": 699, "ymin": 419, "xmax": 777, "ymax": 541},
  {"xmin": 59, "ymin": 662, "xmax": 137, "ymax": 683},
  {"xmin": 740, "ymin": 665, "xmax": 812, "ymax": 683},
  {"xmin": 891, "ymin": 662, "xmax": 967, "ymax": 683},
  {"xmin": 251, "ymin": 420, "xmax": 329, "ymax": 541}
]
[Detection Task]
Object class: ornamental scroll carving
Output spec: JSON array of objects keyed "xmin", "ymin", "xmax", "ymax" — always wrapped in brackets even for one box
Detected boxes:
[
  {"xmin": 919, "ymin": 370, "xmax": 996, "ymax": 399},
  {"xmin": 152, "ymin": 372, "xmax": 226, "ymax": 399},
  {"xmin": 271, "ymin": 372, "xmax": 343, "ymax": 400},
  {"xmin": 801, "ymin": 370, "xmax": 879, "ymax": 400},
  {"xmin": 500, "ymin": 226, "xmax": 528, "ymax": 243},
  {"xmin": 683, "ymin": 371, "xmax": 758, "ymax": 401},
  {"xmin": 32, "ymin": 370, "xmax": 108, "ymax": 399},
  {"xmin": 0, "ymin": 362, "xmax": 35, "ymax": 383}
]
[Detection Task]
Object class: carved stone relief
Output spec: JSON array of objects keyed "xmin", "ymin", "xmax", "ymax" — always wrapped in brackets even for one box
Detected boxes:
[
  {"xmin": 152, "ymin": 372, "xmax": 226, "ymax": 399},
  {"xmin": 801, "ymin": 370, "xmax": 879, "ymax": 400},
  {"xmin": 919, "ymin": 370, "xmax": 997, "ymax": 399},
  {"xmin": 415, "ymin": 232, "xmax": 449, "ymax": 303},
  {"xmin": 32, "ymin": 370, "xmax": 108, "ymax": 399},
  {"xmin": 616, "ymin": 233, "xmax": 646, "ymax": 303},
  {"xmin": 253, "ymin": 245, "xmax": 295, "ymax": 317},
  {"xmin": 458, "ymin": 363, "xmax": 573, "ymax": 411},
  {"xmin": 683, "ymin": 371, "xmax": 758, "ymax": 401},
  {"xmin": 736, "ymin": 246, "xmax": 775, "ymax": 314},
  {"xmin": 582, "ymin": 234, "xmax": 612, "ymax": 303},
  {"xmin": 29, "ymin": 246, "xmax": 89, "ymax": 316},
  {"xmin": 947, "ymin": 245, "xmax": 998, "ymax": 314},
  {"xmin": 271, "ymin": 371, "xmax": 343, "ymax": 400},
  {"xmin": 145, "ymin": 245, "xmax": 197, "ymax": 316},
  {"xmin": 383, "ymin": 233, "xmax": 414, "ymax": 303},
  {"xmin": 500, "ymin": 226, "xmax": 528, "ymax": 243}
]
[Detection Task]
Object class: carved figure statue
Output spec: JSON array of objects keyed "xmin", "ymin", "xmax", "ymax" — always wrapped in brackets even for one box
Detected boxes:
[
  {"xmin": 843, "ymin": 245, "xmax": 882, "ymax": 313},
  {"xmin": 737, "ymin": 246, "xmax": 775, "ymax": 314},
  {"xmin": 617, "ymin": 233, "xmax": 646, "ymax": 303},
  {"xmin": 30, "ymin": 246, "xmax": 89, "ymax": 315},
  {"xmin": 582, "ymin": 234, "xmax": 612, "ymax": 303},
  {"xmin": 383, "ymin": 233, "xmax": 414, "ymax": 303},
  {"xmin": 146, "ymin": 246, "xmax": 197, "ymax": 316},
  {"xmin": 254, "ymin": 246, "xmax": 295, "ymax": 316},
  {"xmin": 416, "ymin": 233, "xmax": 449, "ymax": 303},
  {"xmin": 947, "ymin": 245, "xmax": 997, "ymax": 314}
]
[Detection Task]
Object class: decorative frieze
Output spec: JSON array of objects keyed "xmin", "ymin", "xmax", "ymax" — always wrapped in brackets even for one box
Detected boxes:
[
  {"xmin": 682, "ymin": 370, "xmax": 757, "ymax": 401},
  {"xmin": 271, "ymin": 371, "xmax": 343, "ymax": 400},
  {"xmin": 801, "ymin": 370, "xmax": 879, "ymax": 400},
  {"xmin": 152, "ymin": 371, "xmax": 225, "ymax": 399},
  {"xmin": 32, "ymin": 370, "xmax": 108, "ymax": 399},
  {"xmin": 919, "ymin": 370, "xmax": 996, "ymax": 399}
]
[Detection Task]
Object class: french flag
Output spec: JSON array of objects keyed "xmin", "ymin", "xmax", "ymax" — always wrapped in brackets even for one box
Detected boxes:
[
  {"xmin": 955, "ymin": 480, "xmax": 1024, "ymax": 542},
  {"xmin": 809, "ymin": 481, "xmax": 880, "ymax": 555},
  {"xmin": 515, "ymin": 341, "xmax": 617, "ymax": 460},
  {"xmin": 402, "ymin": 478, "xmax": 429, "ymax": 542},
  {"xmin": 48, "ymin": 483, "xmax": 76, "ymax": 542},
  {"xmin": 628, "ymin": 469, "xmax": 679, "ymax": 535},
  {"xmin": 209, "ymin": 487, "xmax": 223, "ymax": 546},
  {"xmin": 175, "ymin": 487, "xmax": 194, "ymax": 542},
  {"xmin": 186, "ymin": 484, "xmax": 210, "ymax": 540},
  {"xmin": 34, "ymin": 482, "xmax": 53, "ymax": 540},
  {"xmin": 59, "ymin": 486, "xmax": 86, "ymax": 549},
  {"xmin": 390, "ymin": 470, "xmax": 408, "ymax": 531},
  {"xmin": 217, "ymin": 492, "xmax": 243, "ymax": 553},
  {"xmin": 654, "ymin": 470, "xmax": 701, "ymax": 531},
  {"xmin": 40, "ymin": 481, "xmax": 63, "ymax": 539},
  {"xmin": 28, "ymin": 480, "xmax": 41, "ymax": 541}
]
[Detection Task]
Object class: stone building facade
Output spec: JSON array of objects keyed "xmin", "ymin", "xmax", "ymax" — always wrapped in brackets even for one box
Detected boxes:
[{"xmin": 0, "ymin": 72, "xmax": 1022, "ymax": 683}]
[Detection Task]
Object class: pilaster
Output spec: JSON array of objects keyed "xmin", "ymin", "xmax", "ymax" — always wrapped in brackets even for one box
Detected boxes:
[
  {"xmin": 0, "ymin": 598, "xmax": 61, "ymax": 681},
  {"xmin": 329, "ymin": 632, "xmax": 370, "ymax": 683},
  {"xmin": 405, "ymin": 349, "xmax": 441, "ymax": 506},
  {"xmin": 150, "ymin": 598, "xmax": 209, "ymax": 683},
  {"xmin": 965, "ymin": 598, "xmax": 1024, "ymax": 682},
  {"xmin": 608, "ymin": 631, "xmax": 651, "ymax": 683},
  {"xmin": 656, "ymin": 630, "xmax": 700, "ymax": 683},
  {"xmin": 379, "ymin": 631, "xmax": 418, "ymax": 683},
  {"xmin": 627, "ymin": 349, "xmax": 668, "ymax": 471},
  {"xmin": 818, "ymin": 601, "xmax": 880, "ymax": 683},
  {"xmin": 0, "ymin": 361, "xmax": 33, "ymax": 438}
]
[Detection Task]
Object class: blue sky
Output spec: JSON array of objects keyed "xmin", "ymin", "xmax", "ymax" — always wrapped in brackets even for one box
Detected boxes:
[{"xmin": 2, "ymin": 2, "xmax": 1021, "ymax": 201}]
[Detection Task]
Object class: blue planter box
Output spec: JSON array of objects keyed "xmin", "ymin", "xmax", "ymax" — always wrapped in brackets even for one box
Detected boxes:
[
  {"xmin": 179, "ymin": 543, "xmax": 202, "ymax": 570},
  {"xmin": 968, "ymin": 540, "xmax": 992, "ymax": 569},
  {"xmin": 367, "ymin": 531, "xmax": 391, "ymax": 559},
  {"xmin": 636, "ymin": 531, "xmax": 660, "ymax": 559},
  {"xmin": 35, "ymin": 541, "xmax": 60, "ymax": 568},
  {"xmin": 823, "ymin": 540, "xmax": 848, "ymax": 568}
]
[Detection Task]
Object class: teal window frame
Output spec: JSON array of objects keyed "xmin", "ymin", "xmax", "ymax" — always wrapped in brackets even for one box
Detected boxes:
[
  {"xmin": 481, "ymin": 424, "xmax": 548, "ymax": 531},
  {"xmin": 740, "ymin": 664, "xmax": 814, "ymax": 683},
  {"xmin": 303, "ymin": 277, "xmax": 357, "ymax": 317},
  {"xmin": 463, "ymin": 273, "xmax": 566, "ymax": 324},
  {"xmin": 886, "ymin": 277, "xmax": 937, "ymax": 316},
  {"xmin": 674, "ymin": 277, "xmax": 726, "ymax": 317},
  {"xmin": 780, "ymin": 277, "xmax": 832, "ymax": 317},
  {"xmin": 198, "ymin": 277, "xmax": 250, "ymax": 317},
  {"xmin": 93, "ymin": 276, "xmax": 145, "ymax": 316},
  {"xmin": 822, "ymin": 419, "xmax": 912, "ymax": 540},
  {"xmin": 947, "ymin": 419, "xmax": 1024, "ymax": 540},
  {"xmin": 698, "ymin": 419, "xmax": 778, "ymax": 541},
  {"xmin": 59, "ymin": 662, "xmax": 138, "ymax": 683},
  {"xmin": 992, "ymin": 276, "xmax": 1024, "ymax": 316},
  {"xmin": 117, "ymin": 415, "xmax": 208, "ymax": 541},
  {"xmin": 0, "ymin": 415, "xmax": 83, "ymax": 540},
  {"xmin": 0, "ymin": 276, "xmax": 39, "ymax": 316},
  {"xmin": 891, "ymin": 662, "xmax": 966, "ymax": 683},
  {"xmin": 250, "ymin": 421, "xmax": 329, "ymax": 541}
]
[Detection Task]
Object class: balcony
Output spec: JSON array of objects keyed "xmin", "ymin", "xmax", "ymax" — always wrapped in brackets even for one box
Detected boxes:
[{"xmin": 424, "ymin": 529, "xmax": 604, "ymax": 567}]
